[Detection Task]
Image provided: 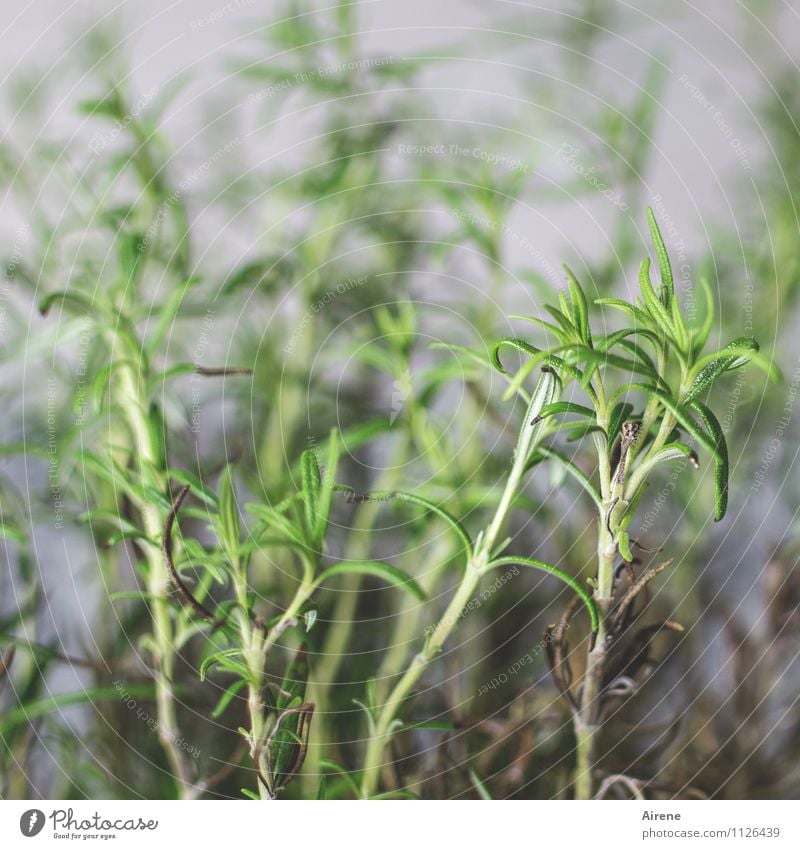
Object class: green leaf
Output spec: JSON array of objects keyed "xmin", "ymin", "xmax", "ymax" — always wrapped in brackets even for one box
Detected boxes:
[
  {"xmin": 145, "ymin": 276, "xmax": 201, "ymax": 357},
  {"xmin": 544, "ymin": 304, "xmax": 579, "ymax": 338},
  {"xmin": 78, "ymin": 509, "xmax": 154, "ymax": 547},
  {"xmin": 532, "ymin": 402, "xmax": 596, "ymax": 425},
  {"xmin": 618, "ymin": 530, "xmax": 634, "ymax": 562},
  {"xmin": 647, "ymin": 208, "xmax": 674, "ymax": 307},
  {"xmin": 531, "ymin": 446, "xmax": 603, "ymax": 510},
  {"xmin": 38, "ymin": 290, "xmax": 99, "ymax": 318},
  {"xmin": 608, "ymin": 402, "xmax": 635, "ymax": 445},
  {"xmin": 200, "ymin": 649, "xmax": 249, "ymax": 682},
  {"xmin": 147, "ymin": 364, "xmax": 197, "ymax": 392},
  {"xmin": 117, "ymin": 230, "xmax": 145, "ymax": 290},
  {"xmin": 639, "ymin": 258, "xmax": 676, "ymax": 341},
  {"xmin": 469, "ymin": 769, "xmax": 494, "ymax": 800},
  {"xmin": 247, "ymin": 503, "xmax": 307, "ymax": 548},
  {"xmin": 613, "ymin": 337, "xmax": 659, "ymax": 378},
  {"xmin": 685, "ymin": 337, "xmax": 778, "ymax": 402},
  {"xmin": 0, "ymin": 683, "xmax": 155, "ymax": 734},
  {"xmin": 217, "ymin": 465, "xmax": 241, "ymax": 559},
  {"xmin": 168, "ymin": 469, "xmax": 219, "ymax": 508},
  {"xmin": 509, "ymin": 313, "xmax": 570, "ymax": 345},
  {"xmin": 314, "ymin": 560, "xmax": 426, "ymax": 602},
  {"xmin": 565, "ymin": 423, "xmax": 607, "ymax": 442},
  {"xmin": 487, "ymin": 556, "xmax": 599, "ymax": 633},
  {"xmin": 429, "ymin": 341, "xmax": 524, "ymax": 399},
  {"xmin": 620, "ymin": 384, "xmax": 717, "ymax": 457},
  {"xmin": 564, "ymin": 265, "xmax": 591, "ymax": 345},
  {"xmin": 597, "ymin": 327, "xmax": 661, "ymax": 358},
  {"xmin": 278, "ymin": 644, "xmax": 310, "ymax": 710},
  {"xmin": 594, "ymin": 298, "xmax": 656, "ymax": 332},
  {"xmin": 376, "ymin": 490, "xmax": 473, "ymax": 560},
  {"xmin": 690, "ymin": 400, "xmax": 729, "ymax": 521},
  {"xmin": 313, "ymin": 429, "xmax": 341, "ymax": 544},
  {"xmin": 514, "ymin": 368, "xmax": 561, "ymax": 470},
  {"xmin": 492, "ymin": 338, "xmax": 594, "ymax": 403},
  {"xmin": 574, "ymin": 345, "xmax": 656, "ymax": 380},
  {"xmin": 625, "ymin": 443, "xmax": 699, "ymax": 502},
  {"xmin": 669, "ymin": 292, "xmax": 689, "ymax": 351},
  {"xmin": 0, "ymin": 522, "xmax": 25, "ymax": 543},
  {"xmin": 491, "ymin": 336, "xmax": 539, "ymax": 374},
  {"xmin": 88, "ymin": 361, "xmax": 126, "ymax": 416},
  {"xmin": 693, "ymin": 276, "xmax": 716, "ymax": 355},
  {"xmin": 222, "ymin": 256, "xmax": 290, "ymax": 296},
  {"xmin": 319, "ymin": 758, "xmax": 362, "ymax": 799},
  {"xmin": 211, "ymin": 679, "xmax": 247, "ymax": 718},
  {"xmin": 300, "ymin": 449, "xmax": 322, "ymax": 539},
  {"xmin": 267, "ymin": 703, "xmax": 314, "ymax": 798}
]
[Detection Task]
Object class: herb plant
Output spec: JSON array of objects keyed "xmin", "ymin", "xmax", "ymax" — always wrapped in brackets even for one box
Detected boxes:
[
  {"xmin": 159, "ymin": 435, "xmax": 424, "ymax": 800},
  {"xmin": 355, "ymin": 211, "xmax": 776, "ymax": 799},
  {"xmin": 0, "ymin": 0, "xmax": 792, "ymax": 803}
]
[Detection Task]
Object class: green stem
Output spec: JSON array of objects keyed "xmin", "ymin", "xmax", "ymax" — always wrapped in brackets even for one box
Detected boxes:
[
  {"xmin": 360, "ymin": 372, "xmax": 558, "ymax": 797},
  {"xmin": 572, "ymin": 391, "xmax": 618, "ymax": 799},
  {"xmin": 374, "ymin": 533, "xmax": 453, "ymax": 698},
  {"xmin": 235, "ymin": 548, "xmax": 314, "ymax": 799},
  {"xmin": 113, "ymin": 345, "xmax": 194, "ymax": 798},
  {"xmin": 360, "ymin": 564, "xmax": 483, "ymax": 797}
]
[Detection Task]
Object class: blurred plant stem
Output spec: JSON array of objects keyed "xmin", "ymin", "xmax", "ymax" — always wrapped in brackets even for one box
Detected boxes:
[
  {"xmin": 360, "ymin": 371, "xmax": 559, "ymax": 797},
  {"xmin": 108, "ymin": 328, "xmax": 195, "ymax": 798}
]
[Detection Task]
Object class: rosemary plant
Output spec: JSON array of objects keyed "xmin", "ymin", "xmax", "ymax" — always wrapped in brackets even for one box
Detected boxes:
[
  {"xmin": 161, "ymin": 433, "xmax": 424, "ymax": 799},
  {"xmin": 358, "ymin": 211, "xmax": 776, "ymax": 799}
]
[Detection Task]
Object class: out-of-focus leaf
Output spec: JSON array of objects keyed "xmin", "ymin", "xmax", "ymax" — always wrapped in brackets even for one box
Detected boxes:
[
  {"xmin": 0, "ymin": 683, "xmax": 155, "ymax": 734},
  {"xmin": 531, "ymin": 446, "xmax": 603, "ymax": 509},
  {"xmin": 217, "ymin": 465, "xmax": 241, "ymax": 559},
  {"xmin": 314, "ymin": 560, "xmax": 426, "ymax": 602},
  {"xmin": 488, "ymin": 556, "xmax": 599, "ymax": 633},
  {"xmin": 211, "ymin": 679, "xmax": 246, "ymax": 719}
]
